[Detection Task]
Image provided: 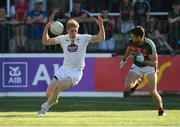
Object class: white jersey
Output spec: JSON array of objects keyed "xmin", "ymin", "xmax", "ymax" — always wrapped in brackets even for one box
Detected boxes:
[{"xmin": 54, "ymin": 34, "xmax": 92, "ymax": 71}]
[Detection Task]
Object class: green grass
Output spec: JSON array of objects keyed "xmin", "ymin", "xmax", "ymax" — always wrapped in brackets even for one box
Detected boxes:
[{"xmin": 0, "ymin": 95, "xmax": 180, "ymax": 126}]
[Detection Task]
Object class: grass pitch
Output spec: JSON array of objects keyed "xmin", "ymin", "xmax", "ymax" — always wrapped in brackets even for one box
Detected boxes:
[{"xmin": 0, "ymin": 95, "xmax": 180, "ymax": 126}]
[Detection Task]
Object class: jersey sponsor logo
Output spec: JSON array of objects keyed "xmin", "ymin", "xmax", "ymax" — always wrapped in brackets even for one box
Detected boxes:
[{"xmin": 67, "ymin": 43, "xmax": 78, "ymax": 52}]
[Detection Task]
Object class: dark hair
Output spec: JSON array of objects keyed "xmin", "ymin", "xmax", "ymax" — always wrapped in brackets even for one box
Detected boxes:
[{"xmin": 130, "ymin": 26, "xmax": 145, "ymax": 38}]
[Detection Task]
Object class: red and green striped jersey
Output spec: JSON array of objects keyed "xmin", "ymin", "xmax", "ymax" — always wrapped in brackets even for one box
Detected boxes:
[{"xmin": 127, "ymin": 38, "xmax": 157, "ymax": 67}]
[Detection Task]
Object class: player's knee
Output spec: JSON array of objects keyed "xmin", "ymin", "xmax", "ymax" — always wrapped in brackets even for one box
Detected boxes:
[{"xmin": 46, "ymin": 92, "xmax": 50, "ymax": 98}]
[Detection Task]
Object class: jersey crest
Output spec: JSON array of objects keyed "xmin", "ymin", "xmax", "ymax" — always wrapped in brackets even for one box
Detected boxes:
[{"xmin": 67, "ymin": 43, "xmax": 78, "ymax": 52}]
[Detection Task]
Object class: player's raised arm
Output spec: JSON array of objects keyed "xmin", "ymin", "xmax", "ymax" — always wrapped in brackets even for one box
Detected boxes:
[
  {"xmin": 91, "ymin": 16, "xmax": 105, "ymax": 43},
  {"xmin": 42, "ymin": 21, "xmax": 56, "ymax": 45}
]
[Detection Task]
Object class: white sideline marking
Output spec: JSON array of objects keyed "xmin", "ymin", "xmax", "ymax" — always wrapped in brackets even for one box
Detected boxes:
[{"xmin": 0, "ymin": 92, "xmax": 123, "ymax": 98}]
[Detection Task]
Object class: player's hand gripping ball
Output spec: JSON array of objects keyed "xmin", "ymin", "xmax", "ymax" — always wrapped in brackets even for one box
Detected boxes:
[{"xmin": 50, "ymin": 21, "xmax": 64, "ymax": 36}]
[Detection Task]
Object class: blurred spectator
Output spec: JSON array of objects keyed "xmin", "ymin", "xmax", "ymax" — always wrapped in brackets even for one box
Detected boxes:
[
  {"xmin": 48, "ymin": 7, "xmax": 68, "ymax": 35},
  {"xmin": 10, "ymin": 3, "xmax": 16, "ymax": 17},
  {"xmin": 69, "ymin": 0, "xmax": 89, "ymax": 34},
  {"xmin": 14, "ymin": 0, "xmax": 29, "ymax": 51},
  {"xmin": 99, "ymin": 8, "xmax": 115, "ymax": 51},
  {"xmin": 168, "ymin": 0, "xmax": 180, "ymax": 49},
  {"xmin": 118, "ymin": 0, "xmax": 135, "ymax": 33},
  {"xmin": 47, "ymin": 7, "xmax": 68, "ymax": 52},
  {"xmin": 0, "ymin": 7, "xmax": 17, "ymax": 52},
  {"xmin": 48, "ymin": 7, "xmax": 67, "ymax": 23},
  {"xmin": 147, "ymin": 17, "xmax": 174, "ymax": 54},
  {"xmin": 133, "ymin": 0, "xmax": 150, "ymax": 28},
  {"xmin": 26, "ymin": 0, "xmax": 48, "ymax": 50},
  {"xmin": 0, "ymin": 7, "xmax": 8, "ymax": 52},
  {"xmin": 0, "ymin": 7, "xmax": 6, "ymax": 22}
]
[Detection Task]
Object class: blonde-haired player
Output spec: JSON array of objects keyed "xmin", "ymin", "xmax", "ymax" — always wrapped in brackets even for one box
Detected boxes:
[{"xmin": 37, "ymin": 16, "xmax": 105, "ymax": 115}]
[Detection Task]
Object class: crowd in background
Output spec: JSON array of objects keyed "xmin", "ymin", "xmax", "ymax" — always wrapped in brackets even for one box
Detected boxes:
[{"xmin": 0, "ymin": 0, "xmax": 179, "ymax": 54}]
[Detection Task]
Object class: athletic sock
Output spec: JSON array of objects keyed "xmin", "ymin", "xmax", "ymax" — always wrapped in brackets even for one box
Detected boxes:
[{"xmin": 42, "ymin": 102, "xmax": 51, "ymax": 111}]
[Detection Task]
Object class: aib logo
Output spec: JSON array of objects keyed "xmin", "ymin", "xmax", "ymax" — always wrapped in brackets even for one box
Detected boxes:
[{"xmin": 3, "ymin": 62, "xmax": 28, "ymax": 87}]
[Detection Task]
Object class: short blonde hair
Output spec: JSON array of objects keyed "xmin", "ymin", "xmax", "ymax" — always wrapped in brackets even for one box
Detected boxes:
[{"xmin": 67, "ymin": 19, "xmax": 79, "ymax": 30}]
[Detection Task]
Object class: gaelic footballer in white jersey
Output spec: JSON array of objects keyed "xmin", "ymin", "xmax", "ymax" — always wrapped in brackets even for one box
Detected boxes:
[
  {"xmin": 54, "ymin": 34, "xmax": 92, "ymax": 71},
  {"xmin": 37, "ymin": 16, "xmax": 105, "ymax": 115}
]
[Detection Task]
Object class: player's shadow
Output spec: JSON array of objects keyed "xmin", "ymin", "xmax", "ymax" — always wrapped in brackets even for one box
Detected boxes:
[{"xmin": 0, "ymin": 95, "xmax": 180, "ymax": 112}]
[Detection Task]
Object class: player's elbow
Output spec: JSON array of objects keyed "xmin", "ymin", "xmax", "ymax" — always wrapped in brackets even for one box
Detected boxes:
[
  {"xmin": 100, "ymin": 34, "xmax": 105, "ymax": 41},
  {"xmin": 42, "ymin": 41, "xmax": 47, "ymax": 45},
  {"xmin": 42, "ymin": 39, "xmax": 47, "ymax": 45},
  {"xmin": 42, "ymin": 38, "xmax": 55, "ymax": 45},
  {"xmin": 151, "ymin": 60, "xmax": 158, "ymax": 66},
  {"xmin": 149, "ymin": 54, "xmax": 157, "ymax": 61},
  {"xmin": 42, "ymin": 39, "xmax": 49, "ymax": 45}
]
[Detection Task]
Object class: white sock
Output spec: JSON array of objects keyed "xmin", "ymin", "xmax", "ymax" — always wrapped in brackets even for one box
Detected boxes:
[
  {"xmin": 42, "ymin": 102, "xmax": 50, "ymax": 111},
  {"xmin": 42, "ymin": 101, "xmax": 54, "ymax": 111}
]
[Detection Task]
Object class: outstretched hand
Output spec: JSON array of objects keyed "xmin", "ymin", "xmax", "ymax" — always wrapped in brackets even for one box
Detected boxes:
[
  {"xmin": 45, "ymin": 21, "xmax": 54, "ymax": 28},
  {"xmin": 95, "ymin": 16, "xmax": 104, "ymax": 26}
]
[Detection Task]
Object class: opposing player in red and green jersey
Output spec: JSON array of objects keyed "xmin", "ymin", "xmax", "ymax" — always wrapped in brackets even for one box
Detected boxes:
[{"xmin": 120, "ymin": 26, "xmax": 165, "ymax": 116}]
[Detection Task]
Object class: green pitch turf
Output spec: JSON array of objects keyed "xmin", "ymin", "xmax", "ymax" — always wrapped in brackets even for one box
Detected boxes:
[{"xmin": 0, "ymin": 95, "xmax": 180, "ymax": 126}]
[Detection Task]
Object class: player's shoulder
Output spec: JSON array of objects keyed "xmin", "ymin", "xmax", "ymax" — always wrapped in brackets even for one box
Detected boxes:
[
  {"xmin": 145, "ymin": 38, "xmax": 155, "ymax": 44},
  {"xmin": 77, "ymin": 34, "xmax": 92, "ymax": 41},
  {"xmin": 77, "ymin": 34, "xmax": 91, "ymax": 38},
  {"xmin": 127, "ymin": 38, "xmax": 133, "ymax": 45},
  {"xmin": 145, "ymin": 38, "xmax": 156, "ymax": 48}
]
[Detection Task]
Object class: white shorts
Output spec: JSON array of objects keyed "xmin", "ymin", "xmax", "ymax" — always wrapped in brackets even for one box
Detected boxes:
[
  {"xmin": 130, "ymin": 64, "xmax": 156, "ymax": 76},
  {"xmin": 54, "ymin": 66, "xmax": 83, "ymax": 86}
]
